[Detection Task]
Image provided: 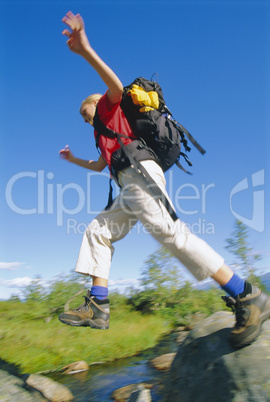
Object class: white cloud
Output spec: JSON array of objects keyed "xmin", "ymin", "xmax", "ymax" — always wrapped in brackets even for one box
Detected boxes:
[
  {"xmin": 0, "ymin": 277, "xmax": 33, "ymax": 288},
  {"xmin": 0, "ymin": 262, "xmax": 24, "ymax": 271},
  {"xmin": 109, "ymin": 278, "xmax": 140, "ymax": 287}
]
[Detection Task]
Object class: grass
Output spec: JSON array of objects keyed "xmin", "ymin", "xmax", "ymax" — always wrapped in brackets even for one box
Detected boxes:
[{"xmin": 0, "ymin": 301, "xmax": 170, "ymax": 374}]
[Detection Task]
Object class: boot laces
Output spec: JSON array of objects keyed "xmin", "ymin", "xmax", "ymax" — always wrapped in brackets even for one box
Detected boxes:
[
  {"xmin": 73, "ymin": 295, "xmax": 92, "ymax": 312},
  {"xmin": 222, "ymin": 296, "xmax": 248, "ymax": 328}
]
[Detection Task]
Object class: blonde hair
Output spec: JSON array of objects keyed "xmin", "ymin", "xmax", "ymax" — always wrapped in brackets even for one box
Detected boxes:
[{"xmin": 79, "ymin": 93, "xmax": 102, "ymax": 115}]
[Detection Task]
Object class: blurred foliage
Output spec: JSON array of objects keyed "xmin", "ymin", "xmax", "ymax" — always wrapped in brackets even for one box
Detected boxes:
[
  {"xmin": 1, "ymin": 220, "xmax": 268, "ymax": 373},
  {"xmin": 128, "ymin": 279, "xmax": 226, "ymax": 327},
  {"xmin": 225, "ymin": 219, "xmax": 262, "ymax": 278},
  {"xmin": 127, "ymin": 246, "xmax": 230, "ymax": 326},
  {"xmin": 0, "ymin": 299, "xmax": 169, "ymax": 374},
  {"xmin": 4, "ymin": 222, "xmax": 267, "ymax": 330},
  {"xmin": 6, "ymin": 245, "xmax": 267, "ymax": 327}
]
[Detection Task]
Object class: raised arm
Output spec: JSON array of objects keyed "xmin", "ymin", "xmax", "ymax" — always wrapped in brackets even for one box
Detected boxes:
[
  {"xmin": 62, "ymin": 11, "xmax": 123, "ymax": 105},
  {"xmin": 59, "ymin": 145, "xmax": 107, "ymax": 172}
]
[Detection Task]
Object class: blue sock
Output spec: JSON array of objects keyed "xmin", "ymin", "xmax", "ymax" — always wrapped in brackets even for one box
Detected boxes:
[
  {"xmin": 91, "ymin": 285, "xmax": 108, "ymax": 300},
  {"xmin": 221, "ymin": 273, "xmax": 245, "ymax": 298}
]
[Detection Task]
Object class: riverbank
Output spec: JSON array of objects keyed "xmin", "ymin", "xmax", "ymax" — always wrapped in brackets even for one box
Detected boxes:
[
  {"xmin": 0, "ymin": 300, "xmax": 170, "ymax": 374},
  {"xmin": 0, "ymin": 329, "xmax": 181, "ymax": 401}
]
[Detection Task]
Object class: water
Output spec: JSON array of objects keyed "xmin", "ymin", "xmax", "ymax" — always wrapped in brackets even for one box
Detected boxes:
[{"xmin": 49, "ymin": 332, "xmax": 179, "ymax": 401}]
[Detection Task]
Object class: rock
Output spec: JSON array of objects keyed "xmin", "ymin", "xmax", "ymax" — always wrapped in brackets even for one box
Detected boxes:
[
  {"xmin": 150, "ymin": 353, "xmax": 176, "ymax": 371},
  {"xmin": 175, "ymin": 326, "xmax": 186, "ymax": 332},
  {"xmin": 128, "ymin": 384, "xmax": 152, "ymax": 402},
  {"xmin": 184, "ymin": 311, "xmax": 207, "ymax": 331},
  {"xmin": 165, "ymin": 311, "xmax": 270, "ymax": 401},
  {"xmin": 0, "ymin": 369, "xmax": 46, "ymax": 401},
  {"xmin": 112, "ymin": 383, "xmax": 153, "ymax": 401},
  {"xmin": 176, "ymin": 331, "xmax": 189, "ymax": 345},
  {"xmin": 61, "ymin": 360, "xmax": 89, "ymax": 374},
  {"xmin": 26, "ymin": 374, "xmax": 73, "ymax": 401}
]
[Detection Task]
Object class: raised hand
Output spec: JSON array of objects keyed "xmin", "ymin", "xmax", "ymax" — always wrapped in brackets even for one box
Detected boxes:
[
  {"xmin": 62, "ymin": 11, "xmax": 91, "ymax": 56},
  {"xmin": 59, "ymin": 145, "xmax": 75, "ymax": 162},
  {"xmin": 62, "ymin": 11, "xmax": 123, "ymax": 105}
]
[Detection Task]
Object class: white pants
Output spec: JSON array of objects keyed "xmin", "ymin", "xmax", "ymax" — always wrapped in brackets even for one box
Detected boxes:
[{"xmin": 75, "ymin": 161, "xmax": 224, "ymax": 281}]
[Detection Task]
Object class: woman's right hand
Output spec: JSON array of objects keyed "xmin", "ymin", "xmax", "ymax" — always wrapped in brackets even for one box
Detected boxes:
[
  {"xmin": 59, "ymin": 145, "xmax": 75, "ymax": 162},
  {"xmin": 62, "ymin": 11, "xmax": 91, "ymax": 56}
]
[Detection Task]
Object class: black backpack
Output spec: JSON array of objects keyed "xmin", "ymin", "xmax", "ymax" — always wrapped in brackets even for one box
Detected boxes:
[
  {"xmin": 93, "ymin": 77, "xmax": 205, "ymax": 221},
  {"xmin": 120, "ymin": 77, "xmax": 205, "ymax": 172}
]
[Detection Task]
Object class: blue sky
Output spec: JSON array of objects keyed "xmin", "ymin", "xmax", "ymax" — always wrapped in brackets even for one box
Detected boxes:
[{"xmin": 1, "ymin": 0, "xmax": 269, "ymax": 300}]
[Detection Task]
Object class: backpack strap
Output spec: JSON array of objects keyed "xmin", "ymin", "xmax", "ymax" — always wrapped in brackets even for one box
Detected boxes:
[
  {"xmin": 175, "ymin": 156, "xmax": 192, "ymax": 175},
  {"xmin": 136, "ymin": 161, "xmax": 178, "ymax": 222},
  {"xmin": 105, "ymin": 178, "xmax": 114, "ymax": 210},
  {"xmin": 93, "ymin": 108, "xmax": 179, "ymax": 222},
  {"xmin": 163, "ymin": 105, "xmax": 206, "ymax": 155},
  {"xmin": 93, "ymin": 109, "xmax": 135, "ymax": 151},
  {"xmin": 176, "ymin": 121, "xmax": 206, "ymax": 155}
]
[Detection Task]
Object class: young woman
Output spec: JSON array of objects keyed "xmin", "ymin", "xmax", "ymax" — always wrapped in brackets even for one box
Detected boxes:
[{"xmin": 58, "ymin": 11, "xmax": 270, "ymax": 348}]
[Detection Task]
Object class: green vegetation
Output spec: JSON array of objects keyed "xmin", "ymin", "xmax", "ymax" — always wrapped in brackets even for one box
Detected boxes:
[
  {"xmin": 0, "ymin": 269, "xmax": 226, "ymax": 374},
  {"xmin": 1, "ymin": 220, "xmax": 266, "ymax": 375},
  {"xmin": 128, "ymin": 247, "xmax": 226, "ymax": 326},
  {"xmin": 0, "ymin": 293, "xmax": 169, "ymax": 374},
  {"xmin": 225, "ymin": 219, "xmax": 266, "ymax": 290}
]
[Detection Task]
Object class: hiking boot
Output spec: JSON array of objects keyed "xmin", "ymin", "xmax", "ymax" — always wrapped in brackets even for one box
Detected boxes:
[
  {"xmin": 222, "ymin": 282, "xmax": 270, "ymax": 348},
  {"xmin": 58, "ymin": 290, "xmax": 110, "ymax": 329}
]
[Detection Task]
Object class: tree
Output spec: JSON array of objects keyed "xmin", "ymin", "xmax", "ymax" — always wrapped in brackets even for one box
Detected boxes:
[
  {"xmin": 46, "ymin": 271, "xmax": 87, "ymax": 314},
  {"xmin": 20, "ymin": 271, "xmax": 88, "ymax": 318},
  {"xmin": 225, "ymin": 219, "xmax": 262, "ymax": 283},
  {"xmin": 137, "ymin": 246, "xmax": 185, "ymax": 310},
  {"xmin": 141, "ymin": 247, "xmax": 183, "ymax": 288},
  {"xmin": 22, "ymin": 276, "xmax": 47, "ymax": 302}
]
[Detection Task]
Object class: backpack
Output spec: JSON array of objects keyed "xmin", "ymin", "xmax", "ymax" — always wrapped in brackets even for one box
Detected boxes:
[
  {"xmin": 93, "ymin": 77, "xmax": 205, "ymax": 221},
  {"xmin": 120, "ymin": 77, "xmax": 206, "ymax": 172}
]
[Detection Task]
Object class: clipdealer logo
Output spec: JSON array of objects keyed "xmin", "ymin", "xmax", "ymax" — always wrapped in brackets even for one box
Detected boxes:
[
  {"xmin": 4, "ymin": 170, "xmax": 113, "ymax": 226},
  {"xmin": 4, "ymin": 170, "xmax": 216, "ymax": 235},
  {"xmin": 230, "ymin": 169, "xmax": 265, "ymax": 232},
  {"xmin": 4, "ymin": 169, "xmax": 265, "ymax": 233}
]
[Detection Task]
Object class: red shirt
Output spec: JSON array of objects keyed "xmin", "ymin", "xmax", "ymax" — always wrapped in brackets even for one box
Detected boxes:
[{"xmin": 94, "ymin": 92, "xmax": 134, "ymax": 170}]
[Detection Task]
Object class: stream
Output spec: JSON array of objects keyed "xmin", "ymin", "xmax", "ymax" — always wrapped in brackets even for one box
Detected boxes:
[{"xmin": 48, "ymin": 331, "xmax": 179, "ymax": 401}]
